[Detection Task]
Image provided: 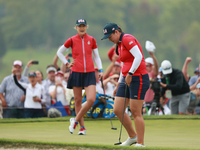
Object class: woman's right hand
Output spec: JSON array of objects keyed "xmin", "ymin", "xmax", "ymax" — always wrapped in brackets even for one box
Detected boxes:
[{"xmin": 125, "ymin": 74, "xmax": 132, "ymax": 86}]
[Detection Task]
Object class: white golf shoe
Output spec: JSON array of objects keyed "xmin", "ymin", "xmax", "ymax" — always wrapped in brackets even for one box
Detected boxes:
[
  {"xmin": 120, "ymin": 136, "xmax": 137, "ymax": 146},
  {"xmin": 69, "ymin": 118, "xmax": 78, "ymax": 134},
  {"xmin": 78, "ymin": 127, "xmax": 86, "ymax": 135},
  {"xmin": 134, "ymin": 143, "xmax": 146, "ymax": 147}
]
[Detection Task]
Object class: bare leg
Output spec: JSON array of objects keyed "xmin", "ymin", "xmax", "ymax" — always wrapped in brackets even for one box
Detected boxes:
[
  {"xmin": 73, "ymin": 87, "xmax": 84, "ymax": 127},
  {"xmin": 74, "ymin": 85, "xmax": 96, "ymax": 126},
  {"xmin": 113, "ymin": 96, "xmax": 137, "ymax": 138},
  {"xmin": 130, "ymin": 99, "xmax": 145, "ymax": 145}
]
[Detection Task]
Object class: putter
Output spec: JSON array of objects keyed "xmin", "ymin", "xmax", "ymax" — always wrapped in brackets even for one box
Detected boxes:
[
  {"xmin": 114, "ymin": 84, "xmax": 128, "ymax": 145},
  {"xmin": 101, "ymin": 77, "xmax": 117, "ymax": 130}
]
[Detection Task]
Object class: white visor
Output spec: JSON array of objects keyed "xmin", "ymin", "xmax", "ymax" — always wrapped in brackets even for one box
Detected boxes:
[{"xmin": 46, "ymin": 67, "xmax": 56, "ymax": 74}]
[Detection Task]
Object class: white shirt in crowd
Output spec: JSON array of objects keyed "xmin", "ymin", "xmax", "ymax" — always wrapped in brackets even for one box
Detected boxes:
[
  {"xmin": 19, "ymin": 82, "xmax": 46, "ymax": 109},
  {"xmin": 105, "ymin": 82, "xmax": 116, "ymax": 96},
  {"xmin": 96, "ymin": 81, "xmax": 104, "ymax": 94},
  {"xmin": 48, "ymin": 82, "xmax": 68, "ymax": 106}
]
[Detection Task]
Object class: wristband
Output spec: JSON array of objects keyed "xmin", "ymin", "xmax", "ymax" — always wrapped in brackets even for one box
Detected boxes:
[
  {"xmin": 99, "ymin": 69, "xmax": 103, "ymax": 73},
  {"xmin": 128, "ymin": 72, "xmax": 133, "ymax": 76}
]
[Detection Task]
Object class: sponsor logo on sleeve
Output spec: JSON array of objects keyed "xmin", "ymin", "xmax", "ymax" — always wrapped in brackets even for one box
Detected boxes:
[{"xmin": 129, "ymin": 41, "xmax": 133, "ymax": 45}]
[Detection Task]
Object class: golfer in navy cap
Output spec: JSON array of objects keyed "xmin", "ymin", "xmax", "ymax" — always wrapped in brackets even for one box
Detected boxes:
[{"xmin": 102, "ymin": 23, "xmax": 149, "ymax": 147}]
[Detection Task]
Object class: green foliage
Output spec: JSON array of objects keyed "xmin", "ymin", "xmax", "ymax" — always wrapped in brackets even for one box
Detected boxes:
[
  {"xmin": 0, "ymin": 24, "xmax": 6, "ymax": 60},
  {"xmin": 180, "ymin": 21, "xmax": 200, "ymax": 66},
  {"xmin": 158, "ymin": 0, "xmax": 200, "ymax": 69},
  {"xmin": 0, "ymin": 0, "xmax": 200, "ymax": 78}
]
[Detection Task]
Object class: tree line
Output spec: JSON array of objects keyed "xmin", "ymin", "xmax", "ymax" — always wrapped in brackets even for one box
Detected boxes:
[{"xmin": 0, "ymin": 0, "xmax": 200, "ymax": 69}]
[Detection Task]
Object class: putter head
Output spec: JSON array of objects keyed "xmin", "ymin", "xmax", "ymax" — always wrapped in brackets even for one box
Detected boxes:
[
  {"xmin": 111, "ymin": 127, "xmax": 117, "ymax": 130},
  {"xmin": 114, "ymin": 142, "xmax": 122, "ymax": 145}
]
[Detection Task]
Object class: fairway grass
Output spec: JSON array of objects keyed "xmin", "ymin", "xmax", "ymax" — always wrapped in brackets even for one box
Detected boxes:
[{"xmin": 0, "ymin": 116, "xmax": 199, "ymax": 150}]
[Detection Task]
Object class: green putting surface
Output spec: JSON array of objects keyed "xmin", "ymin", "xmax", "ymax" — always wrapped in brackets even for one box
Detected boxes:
[{"xmin": 0, "ymin": 116, "xmax": 199, "ymax": 149}]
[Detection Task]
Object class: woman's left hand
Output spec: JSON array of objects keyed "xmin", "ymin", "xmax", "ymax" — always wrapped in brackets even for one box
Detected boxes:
[
  {"xmin": 125, "ymin": 74, "xmax": 132, "ymax": 86},
  {"xmin": 99, "ymin": 72, "xmax": 103, "ymax": 79}
]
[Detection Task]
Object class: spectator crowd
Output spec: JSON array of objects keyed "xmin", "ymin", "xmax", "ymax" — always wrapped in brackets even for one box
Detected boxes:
[{"xmin": 0, "ymin": 42, "xmax": 200, "ymax": 119}]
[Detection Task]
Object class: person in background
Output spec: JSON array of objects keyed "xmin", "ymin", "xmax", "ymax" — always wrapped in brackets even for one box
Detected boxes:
[
  {"xmin": 144, "ymin": 52, "xmax": 159, "ymax": 104},
  {"xmin": 49, "ymin": 71, "xmax": 69, "ymax": 106},
  {"xmin": 101, "ymin": 23, "xmax": 149, "ymax": 147},
  {"xmin": 141, "ymin": 53, "xmax": 159, "ymax": 116},
  {"xmin": 107, "ymin": 44, "xmax": 119, "ymax": 63},
  {"xmin": 22, "ymin": 60, "xmax": 34, "ymax": 76},
  {"xmin": 104, "ymin": 47, "xmax": 121, "ymax": 80},
  {"xmin": 35, "ymin": 70, "xmax": 44, "ymax": 84},
  {"xmin": 182, "ymin": 57, "xmax": 192, "ymax": 82},
  {"xmin": 95, "ymin": 67, "xmax": 104, "ymax": 94},
  {"xmin": 188, "ymin": 66, "xmax": 200, "ymax": 91},
  {"xmin": 63, "ymin": 71, "xmax": 70, "ymax": 86},
  {"xmin": 160, "ymin": 60, "xmax": 190, "ymax": 115},
  {"xmin": 42, "ymin": 65, "xmax": 57, "ymax": 111},
  {"xmin": 22, "ymin": 60, "xmax": 39, "ymax": 76},
  {"xmin": 57, "ymin": 19, "xmax": 103, "ymax": 135},
  {"xmin": 13, "ymin": 71, "xmax": 46, "ymax": 118},
  {"xmin": 181, "ymin": 57, "xmax": 200, "ymax": 114},
  {"xmin": 0, "ymin": 60, "xmax": 29, "ymax": 118},
  {"xmin": 35, "ymin": 70, "xmax": 45, "ymax": 114},
  {"xmin": 21, "ymin": 60, "xmax": 44, "ymax": 85},
  {"xmin": 103, "ymin": 72, "xmax": 120, "ymax": 96},
  {"xmin": 187, "ymin": 83, "xmax": 200, "ymax": 115},
  {"xmin": 181, "ymin": 57, "xmax": 200, "ymax": 90}
]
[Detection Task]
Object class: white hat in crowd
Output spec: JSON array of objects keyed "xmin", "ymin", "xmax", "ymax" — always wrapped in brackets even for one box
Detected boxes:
[
  {"xmin": 13, "ymin": 60, "xmax": 22, "ymax": 67},
  {"xmin": 46, "ymin": 66, "xmax": 57, "ymax": 74},
  {"xmin": 161, "ymin": 60, "xmax": 172, "ymax": 75},
  {"xmin": 145, "ymin": 57, "xmax": 154, "ymax": 65},
  {"xmin": 114, "ymin": 61, "xmax": 121, "ymax": 67},
  {"xmin": 55, "ymin": 70, "xmax": 64, "ymax": 76}
]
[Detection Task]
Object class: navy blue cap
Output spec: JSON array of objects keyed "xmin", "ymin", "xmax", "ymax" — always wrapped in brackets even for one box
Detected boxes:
[
  {"xmin": 76, "ymin": 19, "xmax": 87, "ymax": 26},
  {"xmin": 28, "ymin": 72, "xmax": 36, "ymax": 77},
  {"xmin": 194, "ymin": 67, "xmax": 200, "ymax": 73},
  {"xmin": 101, "ymin": 23, "xmax": 119, "ymax": 40}
]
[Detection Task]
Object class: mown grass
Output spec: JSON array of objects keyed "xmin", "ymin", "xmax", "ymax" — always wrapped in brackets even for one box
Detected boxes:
[{"xmin": 0, "ymin": 115, "xmax": 199, "ymax": 150}]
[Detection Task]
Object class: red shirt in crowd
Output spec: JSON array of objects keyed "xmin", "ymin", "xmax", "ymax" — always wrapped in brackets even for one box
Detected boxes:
[{"xmin": 107, "ymin": 46, "xmax": 121, "ymax": 63}]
